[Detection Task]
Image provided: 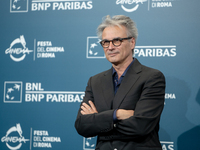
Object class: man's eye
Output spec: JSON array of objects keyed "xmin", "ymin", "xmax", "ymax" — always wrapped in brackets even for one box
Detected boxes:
[
  {"xmin": 114, "ymin": 39, "xmax": 120, "ymax": 42},
  {"xmin": 104, "ymin": 41, "xmax": 109, "ymax": 44}
]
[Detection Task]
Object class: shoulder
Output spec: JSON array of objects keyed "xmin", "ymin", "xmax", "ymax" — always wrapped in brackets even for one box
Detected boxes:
[
  {"xmin": 140, "ymin": 65, "xmax": 166, "ymax": 86},
  {"xmin": 142, "ymin": 64, "xmax": 164, "ymax": 75},
  {"xmin": 133, "ymin": 58, "xmax": 165, "ymax": 79},
  {"xmin": 86, "ymin": 68, "xmax": 112, "ymax": 85},
  {"xmin": 91, "ymin": 68, "xmax": 112, "ymax": 79}
]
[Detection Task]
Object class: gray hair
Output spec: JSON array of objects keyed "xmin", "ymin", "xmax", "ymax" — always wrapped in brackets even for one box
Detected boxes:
[{"xmin": 97, "ymin": 15, "xmax": 138, "ymax": 40}]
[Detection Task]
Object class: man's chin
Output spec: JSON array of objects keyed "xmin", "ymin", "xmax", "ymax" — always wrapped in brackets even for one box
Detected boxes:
[{"xmin": 107, "ymin": 58, "xmax": 120, "ymax": 65}]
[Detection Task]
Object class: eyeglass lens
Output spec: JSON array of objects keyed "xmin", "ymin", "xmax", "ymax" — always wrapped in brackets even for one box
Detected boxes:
[
  {"xmin": 101, "ymin": 39, "xmax": 121, "ymax": 48},
  {"xmin": 101, "ymin": 37, "xmax": 132, "ymax": 48}
]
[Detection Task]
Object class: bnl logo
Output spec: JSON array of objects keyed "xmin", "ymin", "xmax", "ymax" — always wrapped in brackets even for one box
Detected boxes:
[
  {"xmin": 10, "ymin": 0, "xmax": 28, "ymax": 13},
  {"xmin": 86, "ymin": 37, "xmax": 105, "ymax": 58},
  {"xmin": 83, "ymin": 137, "xmax": 96, "ymax": 150},
  {"xmin": 4, "ymin": 81, "xmax": 23, "ymax": 103}
]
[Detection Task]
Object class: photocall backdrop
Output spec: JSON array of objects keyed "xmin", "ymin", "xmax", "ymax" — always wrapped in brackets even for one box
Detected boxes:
[{"xmin": 0, "ymin": 0, "xmax": 200, "ymax": 150}]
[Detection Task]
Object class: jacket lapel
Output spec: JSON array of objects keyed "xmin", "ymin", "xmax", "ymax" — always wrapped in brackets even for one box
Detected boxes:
[
  {"xmin": 101, "ymin": 69, "xmax": 115, "ymax": 109},
  {"xmin": 112, "ymin": 59, "xmax": 142, "ymax": 109}
]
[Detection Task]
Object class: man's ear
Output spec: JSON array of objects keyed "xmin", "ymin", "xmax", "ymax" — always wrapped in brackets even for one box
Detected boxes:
[{"xmin": 131, "ymin": 37, "xmax": 136, "ymax": 50}]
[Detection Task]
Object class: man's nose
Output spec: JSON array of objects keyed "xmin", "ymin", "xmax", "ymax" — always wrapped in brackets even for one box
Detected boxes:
[{"xmin": 108, "ymin": 41, "xmax": 115, "ymax": 49}]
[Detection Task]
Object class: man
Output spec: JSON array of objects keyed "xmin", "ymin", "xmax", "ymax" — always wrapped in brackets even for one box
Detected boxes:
[{"xmin": 75, "ymin": 15, "xmax": 165, "ymax": 150}]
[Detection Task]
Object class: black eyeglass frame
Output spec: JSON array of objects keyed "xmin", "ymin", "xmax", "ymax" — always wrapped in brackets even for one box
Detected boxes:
[{"xmin": 100, "ymin": 37, "xmax": 132, "ymax": 48}]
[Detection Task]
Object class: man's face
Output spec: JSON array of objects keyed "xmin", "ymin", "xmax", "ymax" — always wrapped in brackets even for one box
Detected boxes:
[{"xmin": 101, "ymin": 25, "xmax": 135, "ymax": 65}]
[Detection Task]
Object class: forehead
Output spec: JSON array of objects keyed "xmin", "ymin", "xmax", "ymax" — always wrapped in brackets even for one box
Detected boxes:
[{"xmin": 102, "ymin": 25, "xmax": 127, "ymax": 40}]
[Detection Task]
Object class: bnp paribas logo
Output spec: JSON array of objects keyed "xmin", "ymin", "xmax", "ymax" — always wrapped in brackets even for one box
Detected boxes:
[
  {"xmin": 83, "ymin": 137, "xmax": 96, "ymax": 150},
  {"xmin": 86, "ymin": 37, "xmax": 105, "ymax": 59},
  {"xmin": 10, "ymin": 0, "xmax": 29, "ymax": 13},
  {"xmin": 4, "ymin": 81, "xmax": 23, "ymax": 103}
]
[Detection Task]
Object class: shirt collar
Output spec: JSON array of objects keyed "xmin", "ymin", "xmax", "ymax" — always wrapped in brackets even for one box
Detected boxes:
[{"xmin": 112, "ymin": 58, "xmax": 135, "ymax": 76}]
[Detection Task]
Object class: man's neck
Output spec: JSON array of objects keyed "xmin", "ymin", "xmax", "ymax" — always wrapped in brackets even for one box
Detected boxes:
[{"xmin": 112, "ymin": 58, "xmax": 133, "ymax": 79}]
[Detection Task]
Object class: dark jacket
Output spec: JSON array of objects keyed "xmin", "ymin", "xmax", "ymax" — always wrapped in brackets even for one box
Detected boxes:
[{"xmin": 75, "ymin": 58, "xmax": 165, "ymax": 150}]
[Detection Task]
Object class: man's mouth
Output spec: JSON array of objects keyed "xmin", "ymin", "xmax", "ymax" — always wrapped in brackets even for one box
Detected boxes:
[{"xmin": 107, "ymin": 51, "xmax": 119, "ymax": 56}]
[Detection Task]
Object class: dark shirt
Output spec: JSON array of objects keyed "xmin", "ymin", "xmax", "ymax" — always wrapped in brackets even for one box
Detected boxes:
[{"xmin": 112, "ymin": 58, "xmax": 135, "ymax": 122}]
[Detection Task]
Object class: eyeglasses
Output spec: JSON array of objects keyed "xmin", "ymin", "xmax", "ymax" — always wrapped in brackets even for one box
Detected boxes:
[{"xmin": 100, "ymin": 37, "xmax": 132, "ymax": 48}]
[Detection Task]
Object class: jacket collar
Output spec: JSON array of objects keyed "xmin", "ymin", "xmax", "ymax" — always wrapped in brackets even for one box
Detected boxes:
[{"xmin": 101, "ymin": 58, "xmax": 142, "ymax": 109}]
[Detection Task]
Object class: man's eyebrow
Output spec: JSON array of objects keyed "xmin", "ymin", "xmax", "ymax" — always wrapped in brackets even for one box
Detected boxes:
[{"xmin": 101, "ymin": 37, "xmax": 121, "ymax": 41}]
